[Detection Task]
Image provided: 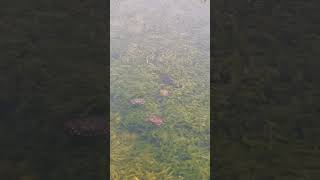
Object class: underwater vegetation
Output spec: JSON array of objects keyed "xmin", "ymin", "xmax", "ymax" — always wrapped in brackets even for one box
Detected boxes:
[{"xmin": 110, "ymin": 40, "xmax": 210, "ymax": 180}]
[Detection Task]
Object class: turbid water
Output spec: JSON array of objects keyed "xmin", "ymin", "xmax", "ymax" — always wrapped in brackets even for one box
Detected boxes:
[{"xmin": 111, "ymin": 0, "xmax": 210, "ymax": 179}]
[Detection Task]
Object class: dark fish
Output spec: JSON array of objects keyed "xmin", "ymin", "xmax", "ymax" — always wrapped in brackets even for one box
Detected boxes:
[
  {"xmin": 159, "ymin": 73, "xmax": 174, "ymax": 85},
  {"xmin": 111, "ymin": 52, "xmax": 120, "ymax": 60}
]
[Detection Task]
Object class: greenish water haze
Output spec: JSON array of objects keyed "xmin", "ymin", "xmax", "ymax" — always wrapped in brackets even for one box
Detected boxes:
[{"xmin": 110, "ymin": 0, "xmax": 210, "ymax": 179}]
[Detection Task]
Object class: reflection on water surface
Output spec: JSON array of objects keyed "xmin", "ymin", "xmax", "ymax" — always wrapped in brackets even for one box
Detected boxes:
[{"xmin": 111, "ymin": 0, "xmax": 210, "ymax": 179}]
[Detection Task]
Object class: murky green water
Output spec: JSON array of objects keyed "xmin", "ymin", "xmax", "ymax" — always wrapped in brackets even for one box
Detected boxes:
[{"xmin": 110, "ymin": 0, "xmax": 210, "ymax": 179}]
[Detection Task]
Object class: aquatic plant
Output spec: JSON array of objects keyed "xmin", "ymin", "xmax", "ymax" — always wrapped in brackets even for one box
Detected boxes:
[{"xmin": 111, "ymin": 40, "xmax": 210, "ymax": 179}]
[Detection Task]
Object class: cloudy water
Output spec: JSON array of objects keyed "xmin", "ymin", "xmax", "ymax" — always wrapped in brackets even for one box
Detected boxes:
[{"xmin": 111, "ymin": 0, "xmax": 210, "ymax": 179}]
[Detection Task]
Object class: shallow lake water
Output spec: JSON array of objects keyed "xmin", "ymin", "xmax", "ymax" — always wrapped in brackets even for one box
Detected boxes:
[{"xmin": 111, "ymin": 0, "xmax": 210, "ymax": 179}]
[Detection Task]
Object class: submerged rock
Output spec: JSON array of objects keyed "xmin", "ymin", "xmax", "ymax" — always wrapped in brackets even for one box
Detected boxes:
[{"xmin": 146, "ymin": 115, "xmax": 164, "ymax": 126}]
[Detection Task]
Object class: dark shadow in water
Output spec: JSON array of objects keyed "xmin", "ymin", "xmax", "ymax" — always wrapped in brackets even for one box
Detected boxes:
[{"xmin": 0, "ymin": 0, "xmax": 108, "ymax": 179}]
